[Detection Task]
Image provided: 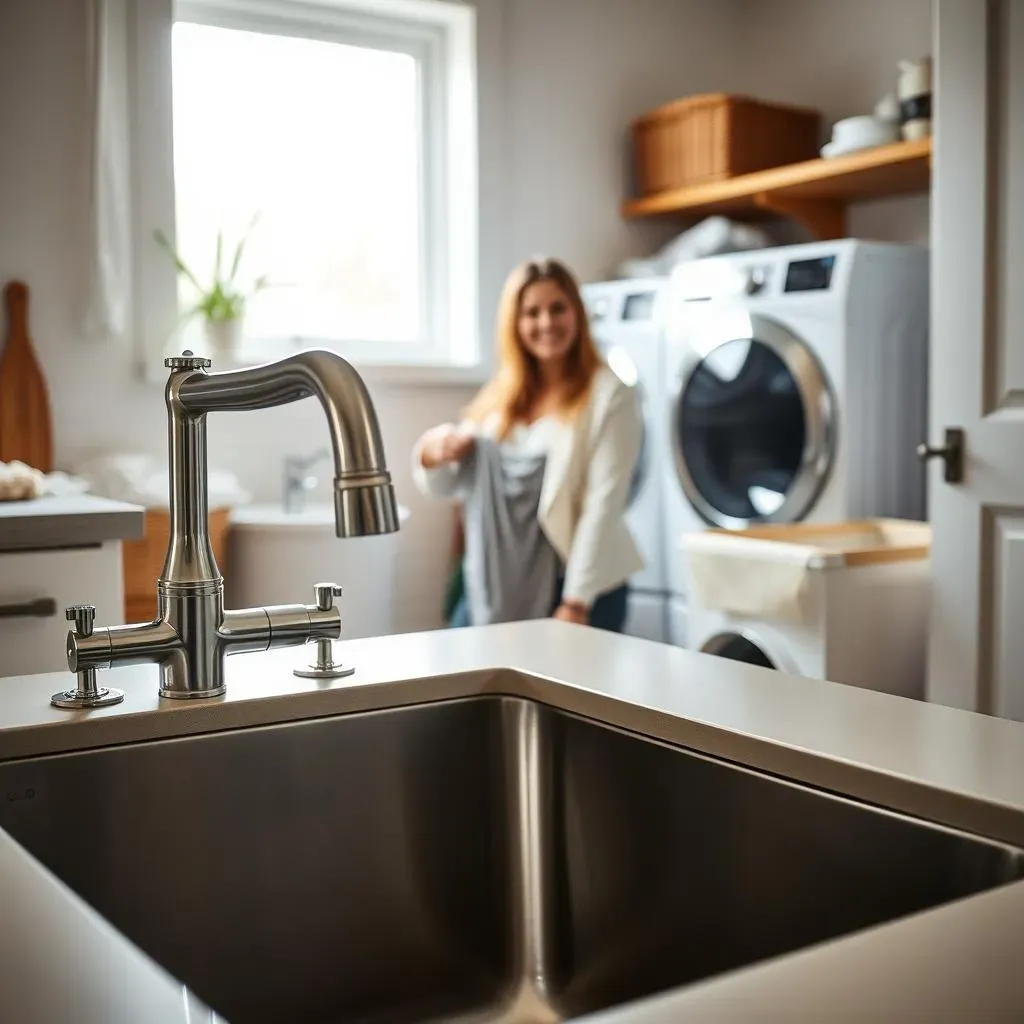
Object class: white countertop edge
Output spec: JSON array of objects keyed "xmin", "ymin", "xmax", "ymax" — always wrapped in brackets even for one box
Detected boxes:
[
  {"xmin": 3, "ymin": 621, "xmax": 1024, "ymax": 845},
  {"xmin": 0, "ymin": 495, "xmax": 145, "ymax": 550},
  {"xmin": 0, "ymin": 827, "xmax": 219, "ymax": 1024}
]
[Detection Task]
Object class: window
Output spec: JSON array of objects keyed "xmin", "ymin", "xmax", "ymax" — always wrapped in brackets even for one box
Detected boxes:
[{"xmin": 166, "ymin": 0, "xmax": 477, "ymax": 367}]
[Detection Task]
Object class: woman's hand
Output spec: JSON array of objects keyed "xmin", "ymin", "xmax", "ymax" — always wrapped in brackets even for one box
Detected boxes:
[
  {"xmin": 553, "ymin": 601, "xmax": 589, "ymax": 626},
  {"xmin": 419, "ymin": 425, "xmax": 475, "ymax": 470}
]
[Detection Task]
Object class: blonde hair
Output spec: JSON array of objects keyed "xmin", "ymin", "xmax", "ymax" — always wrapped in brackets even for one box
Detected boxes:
[{"xmin": 464, "ymin": 257, "xmax": 601, "ymax": 439}]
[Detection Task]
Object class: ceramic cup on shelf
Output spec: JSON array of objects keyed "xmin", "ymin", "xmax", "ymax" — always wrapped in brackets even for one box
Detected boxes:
[
  {"xmin": 820, "ymin": 114, "xmax": 900, "ymax": 158},
  {"xmin": 898, "ymin": 56, "xmax": 932, "ymax": 140}
]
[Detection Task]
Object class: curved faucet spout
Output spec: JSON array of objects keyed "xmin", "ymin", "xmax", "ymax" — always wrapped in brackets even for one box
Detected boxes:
[
  {"xmin": 176, "ymin": 349, "xmax": 399, "ymax": 539},
  {"xmin": 177, "ymin": 351, "xmax": 386, "ymax": 477}
]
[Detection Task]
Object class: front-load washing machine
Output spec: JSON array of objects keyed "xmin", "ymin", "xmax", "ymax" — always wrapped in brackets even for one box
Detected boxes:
[
  {"xmin": 582, "ymin": 277, "xmax": 669, "ymax": 644},
  {"xmin": 661, "ymin": 239, "xmax": 929, "ymax": 605}
]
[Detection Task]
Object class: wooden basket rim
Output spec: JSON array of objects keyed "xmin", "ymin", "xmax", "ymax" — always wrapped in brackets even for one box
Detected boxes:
[{"xmin": 633, "ymin": 92, "xmax": 821, "ymax": 128}]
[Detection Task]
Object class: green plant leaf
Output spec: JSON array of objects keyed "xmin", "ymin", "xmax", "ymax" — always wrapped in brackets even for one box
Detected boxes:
[
  {"xmin": 228, "ymin": 236, "xmax": 247, "ymax": 286},
  {"xmin": 154, "ymin": 215, "xmax": 266, "ymax": 325},
  {"xmin": 214, "ymin": 231, "xmax": 223, "ymax": 284},
  {"xmin": 228, "ymin": 210, "xmax": 262, "ymax": 284},
  {"xmin": 153, "ymin": 228, "xmax": 203, "ymax": 292}
]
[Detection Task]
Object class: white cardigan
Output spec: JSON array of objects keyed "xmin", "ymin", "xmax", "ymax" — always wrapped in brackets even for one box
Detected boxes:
[{"xmin": 412, "ymin": 365, "xmax": 645, "ymax": 605}]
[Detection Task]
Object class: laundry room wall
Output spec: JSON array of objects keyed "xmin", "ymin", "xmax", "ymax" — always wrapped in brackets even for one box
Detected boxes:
[
  {"xmin": 738, "ymin": 0, "xmax": 933, "ymax": 245},
  {"xmin": 0, "ymin": 0, "xmax": 743, "ymax": 634}
]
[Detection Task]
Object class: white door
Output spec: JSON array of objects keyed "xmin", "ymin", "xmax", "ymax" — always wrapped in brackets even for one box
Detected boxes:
[{"xmin": 925, "ymin": 0, "xmax": 1024, "ymax": 717}]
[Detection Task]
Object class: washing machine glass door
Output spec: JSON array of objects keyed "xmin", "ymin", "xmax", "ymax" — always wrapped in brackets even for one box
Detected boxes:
[
  {"xmin": 672, "ymin": 314, "xmax": 835, "ymax": 528},
  {"xmin": 602, "ymin": 343, "xmax": 647, "ymax": 506},
  {"xmin": 702, "ymin": 631, "xmax": 778, "ymax": 670}
]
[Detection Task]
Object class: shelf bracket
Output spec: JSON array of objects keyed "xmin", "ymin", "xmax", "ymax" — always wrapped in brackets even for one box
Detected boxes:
[{"xmin": 752, "ymin": 192, "xmax": 846, "ymax": 240}]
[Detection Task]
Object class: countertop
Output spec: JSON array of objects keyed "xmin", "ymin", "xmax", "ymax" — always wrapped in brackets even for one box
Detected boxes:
[
  {"xmin": 0, "ymin": 494, "xmax": 145, "ymax": 552},
  {"xmin": 3, "ymin": 621, "xmax": 1024, "ymax": 1021}
]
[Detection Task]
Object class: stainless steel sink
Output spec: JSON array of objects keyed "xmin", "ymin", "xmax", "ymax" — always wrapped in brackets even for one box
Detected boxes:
[{"xmin": 0, "ymin": 696, "xmax": 1021, "ymax": 1023}]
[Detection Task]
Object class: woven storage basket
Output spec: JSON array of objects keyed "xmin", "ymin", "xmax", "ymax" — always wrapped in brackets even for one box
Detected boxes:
[{"xmin": 632, "ymin": 93, "xmax": 822, "ymax": 195}]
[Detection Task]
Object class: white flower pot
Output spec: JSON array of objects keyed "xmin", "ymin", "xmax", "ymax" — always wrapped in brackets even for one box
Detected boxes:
[{"xmin": 203, "ymin": 318, "xmax": 243, "ymax": 360}]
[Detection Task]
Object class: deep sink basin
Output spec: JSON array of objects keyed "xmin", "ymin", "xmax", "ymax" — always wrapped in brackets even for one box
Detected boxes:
[{"xmin": 0, "ymin": 696, "xmax": 1021, "ymax": 1023}]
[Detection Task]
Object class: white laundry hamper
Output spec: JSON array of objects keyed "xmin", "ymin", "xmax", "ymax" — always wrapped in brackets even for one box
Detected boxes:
[{"xmin": 682, "ymin": 519, "xmax": 931, "ymax": 699}]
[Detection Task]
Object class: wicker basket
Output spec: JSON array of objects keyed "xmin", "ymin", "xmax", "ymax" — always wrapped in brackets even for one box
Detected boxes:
[
  {"xmin": 122, "ymin": 507, "xmax": 231, "ymax": 623},
  {"xmin": 631, "ymin": 93, "xmax": 822, "ymax": 196}
]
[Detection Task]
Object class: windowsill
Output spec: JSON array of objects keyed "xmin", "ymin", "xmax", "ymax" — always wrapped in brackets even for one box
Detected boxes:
[{"xmin": 139, "ymin": 349, "xmax": 489, "ymax": 389}]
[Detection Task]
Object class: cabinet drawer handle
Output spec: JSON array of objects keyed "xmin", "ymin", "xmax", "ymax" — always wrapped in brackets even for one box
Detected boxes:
[{"xmin": 0, "ymin": 597, "xmax": 57, "ymax": 620}]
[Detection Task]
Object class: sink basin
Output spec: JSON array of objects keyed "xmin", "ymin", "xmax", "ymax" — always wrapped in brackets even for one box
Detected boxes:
[{"xmin": 1, "ymin": 696, "xmax": 1021, "ymax": 1023}]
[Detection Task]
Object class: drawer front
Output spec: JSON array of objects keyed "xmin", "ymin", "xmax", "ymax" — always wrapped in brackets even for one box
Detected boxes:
[{"xmin": 0, "ymin": 543, "xmax": 124, "ymax": 678}]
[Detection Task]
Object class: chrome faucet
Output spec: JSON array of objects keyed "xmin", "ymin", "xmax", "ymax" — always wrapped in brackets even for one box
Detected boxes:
[{"xmin": 55, "ymin": 350, "xmax": 399, "ymax": 704}]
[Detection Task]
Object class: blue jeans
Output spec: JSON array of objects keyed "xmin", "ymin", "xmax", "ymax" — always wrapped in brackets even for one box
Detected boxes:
[{"xmin": 448, "ymin": 576, "xmax": 630, "ymax": 633}]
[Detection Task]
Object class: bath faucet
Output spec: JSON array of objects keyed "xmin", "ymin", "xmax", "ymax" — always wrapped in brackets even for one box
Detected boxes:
[{"xmin": 55, "ymin": 350, "xmax": 399, "ymax": 704}]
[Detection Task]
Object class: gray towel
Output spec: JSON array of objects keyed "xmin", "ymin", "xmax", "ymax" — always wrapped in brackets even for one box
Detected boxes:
[{"xmin": 461, "ymin": 437, "xmax": 561, "ymax": 625}]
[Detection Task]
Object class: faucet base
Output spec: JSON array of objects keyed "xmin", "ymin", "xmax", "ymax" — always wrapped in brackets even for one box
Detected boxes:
[
  {"xmin": 159, "ymin": 685, "xmax": 227, "ymax": 701},
  {"xmin": 51, "ymin": 686, "xmax": 125, "ymax": 709},
  {"xmin": 292, "ymin": 634, "xmax": 354, "ymax": 680},
  {"xmin": 293, "ymin": 664, "xmax": 355, "ymax": 680}
]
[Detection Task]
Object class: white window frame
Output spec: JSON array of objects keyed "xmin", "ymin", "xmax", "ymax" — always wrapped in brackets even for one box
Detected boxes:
[{"xmin": 129, "ymin": 0, "xmax": 479, "ymax": 379}]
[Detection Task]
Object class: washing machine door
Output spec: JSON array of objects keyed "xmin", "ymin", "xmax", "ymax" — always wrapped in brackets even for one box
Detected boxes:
[
  {"xmin": 672, "ymin": 313, "xmax": 835, "ymax": 528},
  {"xmin": 600, "ymin": 342, "xmax": 647, "ymax": 507},
  {"xmin": 701, "ymin": 629, "xmax": 795, "ymax": 673}
]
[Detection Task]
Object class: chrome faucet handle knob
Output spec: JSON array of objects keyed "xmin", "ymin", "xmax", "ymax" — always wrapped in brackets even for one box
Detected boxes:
[
  {"xmin": 65, "ymin": 604, "xmax": 96, "ymax": 637},
  {"xmin": 313, "ymin": 582, "xmax": 344, "ymax": 611},
  {"xmin": 53, "ymin": 604, "xmax": 124, "ymax": 710},
  {"xmin": 165, "ymin": 349, "xmax": 212, "ymax": 370},
  {"xmin": 295, "ymin": 583, "xmax": 353, "ymax": 680}
]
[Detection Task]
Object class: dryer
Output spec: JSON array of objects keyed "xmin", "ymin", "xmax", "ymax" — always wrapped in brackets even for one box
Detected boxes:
[
  {"xmin": 582, "ymin": 277, "xmax": 670, "ymax": 644},
  {"xmin": 662, "ymin": 239, "xmax": 929, "ymax": 606}
]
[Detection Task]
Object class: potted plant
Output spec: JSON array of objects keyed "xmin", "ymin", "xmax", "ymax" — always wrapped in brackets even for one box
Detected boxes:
[{"xmin": 154, "ymin": 216, "xmax": 269, "ymax": 359}]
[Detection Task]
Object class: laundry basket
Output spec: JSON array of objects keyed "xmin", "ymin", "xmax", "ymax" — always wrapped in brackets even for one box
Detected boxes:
[{"xmin": 681, "ymin": 519, "xmax": 931, "ymax": 699}]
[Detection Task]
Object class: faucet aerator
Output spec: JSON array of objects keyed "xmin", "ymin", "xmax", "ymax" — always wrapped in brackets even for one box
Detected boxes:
[{"xmin": 333, "ymin": 478, "xmax": 401, "ymax": 538}]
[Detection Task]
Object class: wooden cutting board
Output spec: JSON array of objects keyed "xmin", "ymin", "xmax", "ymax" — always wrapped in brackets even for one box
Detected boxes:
[{"xmin": 0, "ymin": 281, "xmax": 53, "ymax": 473}]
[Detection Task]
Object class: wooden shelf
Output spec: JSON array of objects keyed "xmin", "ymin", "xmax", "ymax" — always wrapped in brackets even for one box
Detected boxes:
[{"xmin": 621, "ymin": 137, "xmax": 932, "ymax": 240}]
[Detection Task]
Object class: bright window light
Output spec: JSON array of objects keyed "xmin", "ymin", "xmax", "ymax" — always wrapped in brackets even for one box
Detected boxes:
[{"xmin": 170, "ymin": 20, "xmax": 423, "ymax": 350}]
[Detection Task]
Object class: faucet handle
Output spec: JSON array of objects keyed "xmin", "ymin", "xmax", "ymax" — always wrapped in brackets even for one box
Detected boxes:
[
  {"xmin": 53, "ymin": 604, "xmax": 124, "ymax": 710},
  {"xmin": 165, "ymin": 349, "xmax": 212, "ymax": 370},
  {"xmin": 295, "ymin": 582, "xmax": 353, "ymax": 680},
  {"xmin": 65, "ymin": 604, "xmax": 96, "ymax": 637},
  {"xmin": 313, "ymin": 582, "xmax": 344, "ymax": 611}
]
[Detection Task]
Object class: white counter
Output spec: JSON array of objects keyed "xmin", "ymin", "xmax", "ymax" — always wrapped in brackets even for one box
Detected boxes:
[
  {"xmin": 3, "ymin": 621, "xmax": 1024, "ymax": 1021},
  {"xmin": 0, "ymin": 494, "xmax": 144, "ymax": 552}
]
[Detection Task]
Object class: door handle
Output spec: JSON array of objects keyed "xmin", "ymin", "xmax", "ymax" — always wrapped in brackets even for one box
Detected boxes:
[
  {"xmin": 916, "ymin": 427, "xmax": 964, "ymax": 483},
  {"xmin": 0, "ymin": 597, "xmax": 57, "ymax": 620}
]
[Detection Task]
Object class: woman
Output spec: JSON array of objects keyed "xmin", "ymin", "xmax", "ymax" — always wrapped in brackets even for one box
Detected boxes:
[{"xmin": 413, "ymin": 257, "xmax": 644, "ymax": 632}]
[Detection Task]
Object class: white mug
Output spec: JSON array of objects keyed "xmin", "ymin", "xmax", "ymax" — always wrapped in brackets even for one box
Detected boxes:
[{"xmin": 898, "ymin": 57, "xmax": 932, "ymax": 140}]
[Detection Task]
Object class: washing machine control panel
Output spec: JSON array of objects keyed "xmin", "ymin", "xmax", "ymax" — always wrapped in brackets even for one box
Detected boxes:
[
  {"xmin": 621, "ymin": 290, "xmax": 658, "ymax": 320},
  {"xmin": 672, "ymin": 263, "xmax": 763, "ymax": 301},
  {"xmin": 671, "ymin": 250, "xmax": 842, "ymax": 303},
  {"xmin": 583, "ymin": 282, "xmax": 664, "ymax": 324},
  {"xmin": 743, "ymin": 267, "xmax": 768, "ymax": 295},
  {"xmin": 783, "ymin": 254, "xmax": 837, "ymax": 293}
]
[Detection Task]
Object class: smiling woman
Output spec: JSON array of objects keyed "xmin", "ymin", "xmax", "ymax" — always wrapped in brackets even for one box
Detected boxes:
[{"xmin": 412, "ymin": 257, "xmax": 645, "ymax": 633}]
